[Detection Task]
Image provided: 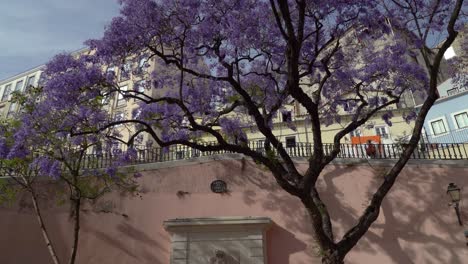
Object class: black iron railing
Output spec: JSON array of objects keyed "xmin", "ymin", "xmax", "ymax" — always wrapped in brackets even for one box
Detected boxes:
[{"xmin": 81, "ymin": 142, "xmax": 468, "ymax": 170}]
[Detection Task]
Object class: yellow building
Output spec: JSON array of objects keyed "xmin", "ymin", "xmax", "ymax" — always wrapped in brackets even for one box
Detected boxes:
[
  {"xmin": 0, "ymin": 55, "xmax": 417, "ymax": 150},
  {"xmin": 0, "ymin": 65, "xmax": 44, "ymax": 119},
  {"xmin": 198, "ymin": 104, "xmax": 416, "ymax": 147}
]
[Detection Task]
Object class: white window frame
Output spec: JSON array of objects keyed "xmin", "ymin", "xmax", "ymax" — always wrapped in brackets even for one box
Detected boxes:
[
  {"xmin": 350, "ymin": 128, "xmax": 362, "ymax": 138},
  {"xmin": 117, "ymin": 85, "xmax": 128, "ymax": 105},
  {"xmin": 101, "ymin": 94, "xmax": 111, "ymax": 105},
  {"xmin": 281, "ymin": 111, "xmax": 292, "ymax": 122},
  {"xmin": 181, "ymin": 117, "xmax": 189, "ymax": 127},
  {"xmin": 285, "ymin": 136, "xmax": 296, "ymax": 148},
  {"xmin": 14, "ymin": 79, "xmax": 24, "ymax": 93},
  {"xmin": 133, "ymin": 108, "xmax": 142, "ymax": 119},
  {"xmin": 1, "ymin": 84, "xmax": 12, "ymax": 101},
  {"xmin": 451, "ymin": 109, "xmax": 468, "ymax": 130},
  {"xmin": 134, "ymin": 80, "xmax": 146, "ymax": 93},
  {"xmin": 374, "ymin": 125, "xmax": 390, "ymax": 139},
  {"xmin": 120, "ymin": 61, "xmax": 132, "ymax": 81},
  {"xmin": 26, "ymin": 75, "xmax": 36, "ymax": 87},
  {"xmin": 114, "ymin": 111, "xmax": 125, "ymax": 127},
  {"xmin": 428, "ymin": 116, "xmax": 449, "ymax": 136},
  {"xmin": 6, "ymin": 102, "xmax": 18, "ymax": 118},
  {"xmin": 138, "ymin": 56, "xmax": 149, "ymax": 73},
  {"xmin": 106, "ymin": 65, "xmax": 116, "ymax": 80}
]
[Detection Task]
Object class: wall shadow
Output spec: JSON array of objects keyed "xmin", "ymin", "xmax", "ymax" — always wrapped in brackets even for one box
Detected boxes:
[
  {"xmin": 83, "ymin": 216, "xmax": 167, "ymax": 264},
  {"xmin": 318, "ymin": 163, "xmax": 468, "ymax": 264},
  {"xmin": 266, "ymin": 223, "xmax": 311, "ymax": 263}
]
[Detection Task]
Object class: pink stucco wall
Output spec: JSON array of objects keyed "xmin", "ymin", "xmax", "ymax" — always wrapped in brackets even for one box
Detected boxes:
[{"xmin": 1, "ymin": 157, "xmax": 467, "ymax": 264}]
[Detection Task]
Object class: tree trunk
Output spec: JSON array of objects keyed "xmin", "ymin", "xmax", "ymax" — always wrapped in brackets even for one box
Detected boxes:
[
  {"xmin": 68, "ymin": 197, "xmax": 81, "ymax": 264},
  {"xmin": 321, "ymin": 252, "xmax": 344, "ymax": 264},
  {"xmin": 30, "ymin": 188, "xmax": 61, "ymax": 264}
]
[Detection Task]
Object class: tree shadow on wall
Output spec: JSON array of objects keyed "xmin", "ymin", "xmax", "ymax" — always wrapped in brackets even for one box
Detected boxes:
[
  {"xmin": 83, "ymin": 217, "xmax": 167, "ymax": 264},
  {"xmin": 319, "ymin": 163, "xmax": 468, "ymax": 264},
  {"xmin": 266, "ymin": 223, "xmax": 309, "ymax": 264},
  {"xmin": 214, "ymin": 159, "xmax": 312, "ymax": 232},
  {"xmin": 0, "ymin": 181, "xmax": 72, "ymax": 264},
  {"xmin": 185, "ymin": 158, "xmax": 468, "ymax": 263},
  {"xmin": 212, "ymin": 159, "xmax": 320, "ymax": 262}
]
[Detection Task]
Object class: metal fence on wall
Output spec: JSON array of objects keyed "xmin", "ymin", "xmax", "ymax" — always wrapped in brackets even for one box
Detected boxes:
[{"xmin": 81, "ymin": 141, "xmax": 468, "ymax": 170}]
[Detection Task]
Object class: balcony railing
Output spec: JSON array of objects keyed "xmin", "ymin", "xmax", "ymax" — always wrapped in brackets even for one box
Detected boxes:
[
  {"xmin": 422, "ymin": 127, "xmax": 468, "ymax": 144},
  {"xmin": 81, "ymin": 142, "xmax": 468, "ymax": 170}
]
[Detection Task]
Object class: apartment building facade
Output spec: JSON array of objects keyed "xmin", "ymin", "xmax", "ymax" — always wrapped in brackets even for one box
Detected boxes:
[
  {"xmin": 3, "ymin": 28, "xmax": 465, "ymax": 151},
  {"xmin": 0, "ymin": 65, "xmax": 44, "ymax": 119},
  {"xmin": 0, "ymin": 51, "xmax": 158, "ymax": 151},
  {"xmin": 417, "ymin": 30, "xmax": 468, "ymax": 145},
  {"xmin": 0, "ymin": 59, "xmax": 422, "ymax": 151}
]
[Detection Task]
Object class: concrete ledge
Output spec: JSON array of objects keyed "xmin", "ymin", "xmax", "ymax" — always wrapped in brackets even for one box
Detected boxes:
[
  {"xmin": 164, "ymin": 216, "xmax": 272, "ymax": 231},
  {"xmin": 126, "ymin": 153, "xmax": 468, "ymax": 172},
  {"xmin": 3, "ymin": 153, "xmax": 465, "ymax": 180}
]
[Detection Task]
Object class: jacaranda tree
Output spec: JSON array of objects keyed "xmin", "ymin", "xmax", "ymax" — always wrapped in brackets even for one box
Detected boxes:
[
  {"xmin": 0, "ymin": 58, "xmax": 139, "ymax": 264},
  {"xmin": 40, "ymin": 0, "xmax": 465, "ymax": 263}
]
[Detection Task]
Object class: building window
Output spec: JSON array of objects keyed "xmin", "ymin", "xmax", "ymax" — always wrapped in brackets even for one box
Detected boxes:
[
  {"xmin": 106, "ymin": 66, "xmax": 116, "ymax": 79},
  {"xmin": 92, "ymin": 144, "xmax": 103, "ymax": 156},
  {"xmin": 350, "ymin": 128, "xmax": 362, "ymax": 138},
  {"xmin": 447, "ymin": 88, "xmax": 459, "ymax": 97},
  {"xmin": 176, "ymin": 151, "xmax": 185, "ymax": 160},
  {"xmin": 115, "ymin": 111, "xmax": 124, "ymax": 120},
  {"xmin": 430, "ymin": 118, "xmax": 448, "ymax": 135},
  {"xmin": 14, "ymin": 80, "xmax": 24, "ymax": 93},
  {"xmin": 26, "ymin": 75, "xmax": 35, "ymax": 87},
  {"xmin": 137, "ymin": 56, "xmax": 149, "ymax": 74},
  {"xmin": 1, "ymin": 84, "xmax": 12, "ymax": 101},
  {"xmin": 375, "ymin": 126, "xmax": 389, "ymax": 139},
  {"xmin": 120, "ymin": 62, "xmax": 131, "ymax": 81},
  {"xmin": 397, "ymin": 90, "xmax": 415, "ymax": 109},
  {"xmin": 37, "ymin": 72, "xmax": 46, "ymax": 87},
  {"xmin": 111, "ymin": 141, "xmax": 123, "ymax": 155},
  {"xmin": 134, "ymin": 134, "xmax": 144, "ymax": 145},
  {"xmin": 282, "ymin": 111, "xmax": 292, "ymax": 122},
  {"xmin": 285, "ymin": 136, "xmax": 296, "ymax": 148},
  {"xmin": 6, "ymin": 102, "xmax": 18, "ymax": 118},
  {"xmin": 132, "ymin": 108, "xmax": 142, "ymax": 119},
  {"xmin": 117, "ymin": 85, "xmax": 128, "ymax": 105},
  {"xmin": 341, "ymin": 100, "xmax": 353, "ymax": 112},
  {"xmin": 145, "ymin": 140, "xmax": 154, "ymax": 148},
  {"xmin": 24, "ymin": 76, "xmax": 36, "ymax": 93},
  {"xmin": 114, "ymin": 112, "xmax": 125, "ymax": 126},
  {"xmin": 453, "ymin": 111, "xmax": 468, "ymax": 129},
  {"xmin": 134, "ymin": 80, "xmax": 146, "ymax": 93},
  {"xmin": 101, "ymin": 95, "xmax": 111, "ymax": 105}
]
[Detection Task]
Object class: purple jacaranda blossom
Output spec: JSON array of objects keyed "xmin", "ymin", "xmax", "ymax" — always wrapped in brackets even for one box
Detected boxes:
[
  {"xmin": 382, "ymin": 111, "xmax": 394, "ymax": 127},
  {"xmin": 31, "ymin": 156, "xmax": 61, "ymax": 180},
  {"xmin": 19, "ymin": 0, "xmax": 464, "ymax": 262},
  {"xmin": 105, "ymin": 165, "xmax": 118, "ymax": 178},
  {"xmin": 219, "ymin": 117, "xmax": 248, "ymax": 144},
  {"xmin": 403, "ymin": 111, "xmax": 418, "ymax": 124},
  {"xmin": 119, "ymin": 148, "xmax": 138, "ymax": 164}
]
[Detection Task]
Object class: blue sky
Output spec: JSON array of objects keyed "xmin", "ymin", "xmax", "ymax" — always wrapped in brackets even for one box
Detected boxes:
[{"xmin": 0, "ymin": 0, "xmax": 120, "ymax": 80}]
